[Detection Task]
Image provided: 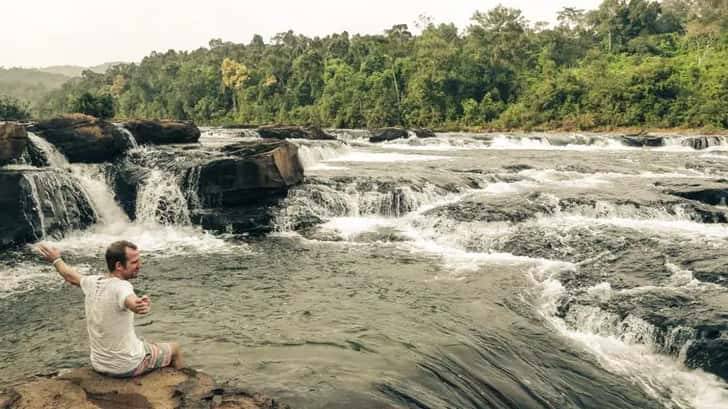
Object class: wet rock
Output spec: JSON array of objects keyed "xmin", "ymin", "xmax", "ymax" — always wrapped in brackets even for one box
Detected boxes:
[
  {"xmin": 192, "ymin": 141, "xmax": 303, "ymax": 206},
  {"xmin": 30, "ymin": 114, "xmax": 130, "ymax": 163},
  {"xmin": 662, "ymin": 180, "xmax": 728, "ymax": 206},
  {"xmin": 621, "ymin": 135, "xmax": 664, "ymax": 147},
  {"xmin": 544, "ymin": 134, "xmax": 604, "ymax": 146},
  {"xmin": 411, "ymin": 128, "xmax": 436, "ymax": 138},
  {"xmin": 257, "ymin": 125, "xmax": 335, "ymax": 140},
  {"xmin": 681, "ymin": 136, "xmax": 727, "ymax": 150},
  {"xmin": 672, "ymin": 187, "xmax": 728, "ymax": 206},
  {"xmin": 191, "ymin": 201, "xmax": 282, "ymax": 235},
  {"xmin": 685, "ymin": 339, "xmax": 728, "ymax": 380},
  {"xmin": 122, "ymin": 120, "xmax": 201, "ymax": 145},
  {"xmin": 555, "ymin": 278, "xmax": 728, "ymax": 382},
  {"xmin": 0, "ymin": 367, "xmax": 289, "ymax": 409},
  {"xmin": 0, "ymin": 168, "xmax": 96, "ymax": 247},
  {"xmin": 369, "ymin": 127, "xmax": 408, "ymax": 143},
  {"xmin": 183, "ymin": 140, "xmax": 304, "ymax": 235},
  {"xmin": 425, "ymin": 192, "xmax": 558, "ymax": 223},
  {"xmin": 0, "ymin": 122, "xmax": 28, "ymax": 166},
  {"xmin": 107, "ymin": 160, "xmax": 150, "ymax": 220}
]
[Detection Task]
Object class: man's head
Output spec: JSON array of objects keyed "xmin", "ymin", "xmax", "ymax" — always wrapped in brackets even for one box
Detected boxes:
[{"xmin": 105, "ymin": 240, "xmax": 141, "ymax": 279}]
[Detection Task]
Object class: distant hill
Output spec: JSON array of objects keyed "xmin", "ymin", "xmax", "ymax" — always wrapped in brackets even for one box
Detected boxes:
[
  {"xmin": 39, "ymin": 62, "xmax": 123, "ymax": 78},
  {"xmin": 0, "ymin": 68, "xmax": 71, "ymax": 103},
  {"xmin": 0, "ymin": 62, "xmax": 124, "ymax": 109}
]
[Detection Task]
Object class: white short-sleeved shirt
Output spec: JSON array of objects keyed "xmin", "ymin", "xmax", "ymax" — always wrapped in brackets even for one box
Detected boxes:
[{"xmin": 80, "ymin": 275, "xmax": 145, "ymax": 374}]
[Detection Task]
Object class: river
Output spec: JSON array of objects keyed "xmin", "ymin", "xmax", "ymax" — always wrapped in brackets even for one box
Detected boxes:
[{"xmin": 1, "ymin": 130, "xmax": 727, "ymax": 408}]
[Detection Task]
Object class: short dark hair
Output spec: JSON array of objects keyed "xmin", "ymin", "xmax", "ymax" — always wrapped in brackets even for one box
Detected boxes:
[{"xmin": 105, "ymin": 240, "xmax": 138, "ymax": 272}]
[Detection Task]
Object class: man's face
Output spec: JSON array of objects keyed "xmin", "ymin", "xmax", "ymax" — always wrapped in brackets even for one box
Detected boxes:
[{"xmin": 119, "ymin": 247, "xmax": 142, "ymax": 279}]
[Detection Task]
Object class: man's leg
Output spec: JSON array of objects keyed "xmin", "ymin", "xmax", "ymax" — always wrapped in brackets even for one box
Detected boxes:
[{"xmin": 169, "ymin": 342, "xmax": 184, "ymax": 369}]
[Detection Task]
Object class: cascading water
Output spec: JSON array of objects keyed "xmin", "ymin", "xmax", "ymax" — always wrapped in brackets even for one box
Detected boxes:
[
  {"xmin": 26, "ymin": 132, "xmax": 69, "ymax": 168},
  {"xmin": 135, "ymin": 169, "xmax": 191, "ymax": 225},
  {"xmin": 18, "ymin": 169, "xmax": 97, "ymax": 240},
  {"xmin": 114, "ymin": 124, "xmax": 138, "ymax": 148},
  {"xmin": 294, "ymin": 141, "xmax": 351, "ymax": 170},
  {"xmin": 70, "ymin": 164, "xmax": 130, "ymax": 224},
  {"xmin": 274, "ymin": 180, "xmax": 462, "ymax": 232}
]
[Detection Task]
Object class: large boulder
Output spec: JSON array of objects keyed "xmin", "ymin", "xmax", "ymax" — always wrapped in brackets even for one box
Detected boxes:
[
  {"xmin": 663, "ymin": 180, "xmax": 728, "ymax": 206},
  {"xmin": 369, "ymin": 127, "xmax": 408, "ymax": 143},
  {"xmin": 122, "ymin": 119, "xmax": 201, "ymax": 145},
  {"xmin": 411, "ymin": 127, "xmax": 436, "ymax": 138},
  {"xmin": 30, "ymin": 114, "xmax": 131, "ymax": 163},
  {"xmin": 621, "ymin": 134, "xmax": 665, "ymax": 147},
  {"xmin": 183, "ymin": 140, "xmax": 304, "ymax": 234},
  {"xmin": 0, "ymin": 122, "xmax": 28, "ymax": 166},
  {"xmin": 681, "ymin": 135, "xmax": 726, "ymax": 150},
  {"xmin": 257, "ymin": 125, "xmax": 335, "ymax": 140},
  {"xmin": 107, "ymin": 160, "xmax": 150, "ymax": 220},
  {"xmin": 671, "ymin": 187, "xmax": 728, "ymax": 206},
  {"xmin": 685, "ymin": 338, "xmax": 728, "ymax": 381},
  {"xmin": 191, "ymin": 201, "xmax": 282, "ymax": 235},
  {"xmin": 0, "ymin": 168, "xmax": 96, "ymax": 247},
  {"xmin": 192, "ymin": 140, "xmax": 304, "ymax": 207},
  {"xmin": 0, "ymin": 367, "xmax": 289, "ymax": 409}
]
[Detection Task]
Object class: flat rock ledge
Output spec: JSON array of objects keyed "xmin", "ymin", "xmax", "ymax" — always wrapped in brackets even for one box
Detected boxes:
[{"xmin": 0, "ymin": 367, "xmax": 289, "ymax": 409}]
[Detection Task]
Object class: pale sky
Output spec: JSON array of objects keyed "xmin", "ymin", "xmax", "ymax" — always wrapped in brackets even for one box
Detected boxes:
[{"xmin": 1, "ymin": 0, "xmax": 602, "ymax": 68}]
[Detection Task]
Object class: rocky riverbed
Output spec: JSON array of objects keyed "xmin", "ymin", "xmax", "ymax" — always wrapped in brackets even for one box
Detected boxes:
[{"xmin": 2, "ymin": 122, "xmax": 728, "ymax": 408}]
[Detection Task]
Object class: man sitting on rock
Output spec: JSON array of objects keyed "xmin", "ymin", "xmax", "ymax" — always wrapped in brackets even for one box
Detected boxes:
[{"xmin": 37, "ymin": 240, "xmax": 184, "ymax": 377}]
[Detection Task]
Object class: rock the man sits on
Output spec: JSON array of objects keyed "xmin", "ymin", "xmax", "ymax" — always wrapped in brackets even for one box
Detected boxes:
[{"xmin": 37, "ymin": 240, "xmax": 184, "ymax": 376}]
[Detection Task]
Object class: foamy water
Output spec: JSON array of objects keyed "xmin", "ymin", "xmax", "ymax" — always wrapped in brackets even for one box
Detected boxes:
[
  {"xmin": 0, "ymin": 260, "xmax": 96, "ymax": 299},
  {"xmin": 537, "ymin": 215, "xmax": 728, "ymax": 240},
  {"xmin": 488, "ymin": 135, "xmax": 629, "ymax": 151},
  {"xmin": 319, "ymin": 216, "xmax": 393, "ymax": 240},
  {"xmin": 325, "ymin": 151, "xmax": 450, "ymax": 163},
  {"xmin": 45, "ymin": 221, "xmax": 244, "ymax": 257},
  {"xmin": 296, "ymin": 142, "xmax": 351, "ymax": 169},
  {"xmin": 375, "ymin": 136, "xmax": 490, "ymax": 151},
  {"xmin": 301, "ymin": 171, "xmax": 728, "ymax": 409},
  {"xmin": 530, "ymin": 264, "xmax": 728, "ymax": 409}
]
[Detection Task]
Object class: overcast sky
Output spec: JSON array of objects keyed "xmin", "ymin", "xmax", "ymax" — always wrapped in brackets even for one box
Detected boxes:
[{"xmin": 1, "ymin": 0, "xmax": 602, "ymax": 68}]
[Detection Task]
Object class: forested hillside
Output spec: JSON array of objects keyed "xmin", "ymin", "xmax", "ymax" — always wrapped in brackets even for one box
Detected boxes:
[
  {"xmin": 0, "ymin": 68, "xmax": 70, "ymax": 107},
  {"xmin": 38, "ymin": 63, "xmax": 124, "ymax": 78},
  {"xmin": 28, "ymin": 0, "xmax": 728, "ymax": 130}
]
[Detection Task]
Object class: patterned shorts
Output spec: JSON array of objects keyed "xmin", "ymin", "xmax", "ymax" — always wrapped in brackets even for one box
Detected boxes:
[{"xmin": 117, "ymin": 341, "xmax": 173, "ymax": 377}]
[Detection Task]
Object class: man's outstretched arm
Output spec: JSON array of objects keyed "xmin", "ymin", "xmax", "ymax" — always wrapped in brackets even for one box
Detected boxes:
[
  {"xmin": 37, "ymin": 243, "xmax": 81, "ymax": 287},
  {"xmin": 124, "ymin": 294, "xmax": 151, "ymax": 315}
]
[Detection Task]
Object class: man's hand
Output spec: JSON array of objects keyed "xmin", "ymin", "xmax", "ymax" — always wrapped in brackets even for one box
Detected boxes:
[
  {"xmin": 36, "ymin": 243, "xmax": 61, "ymax": 263},
  {"xmin": 127, "ymin": 295, "xmax": 152, "ymax": 315},
  {"xmin": 36, "ymin": 243, "xmax": 81, "ymax": 286}
]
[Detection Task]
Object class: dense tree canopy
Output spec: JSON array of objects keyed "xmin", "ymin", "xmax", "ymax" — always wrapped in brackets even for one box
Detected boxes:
[
  {"xmin": 24, "ymin": 0, "xmax": 728, "ymax": 130},
  {"xmin": 0, "ymin": 96, "xmax": 31, "ymax": 121}
]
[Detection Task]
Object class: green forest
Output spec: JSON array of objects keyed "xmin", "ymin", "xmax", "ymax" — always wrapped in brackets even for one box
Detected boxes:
[{"xmin": 5, "ymin": 0, "xmax": 728, "ymax": 130}]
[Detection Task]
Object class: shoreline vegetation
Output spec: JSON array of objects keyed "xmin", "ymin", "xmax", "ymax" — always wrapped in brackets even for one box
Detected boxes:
[{"xmin": 3, "ymin": 0, "xmax": 728, "ymax": 134}]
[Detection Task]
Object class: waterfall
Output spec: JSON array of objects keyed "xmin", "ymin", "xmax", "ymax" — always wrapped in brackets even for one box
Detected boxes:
[
  {"xmin": 19, "ymin": 169, "xmax": 97, "ymax": 240},
  {"xmin": 26, "ymin": 132, "xmax": 69, "ymax": 168},
  {"xmin": 136, "ymin": 169, "xmax": 191, "ymax": 225},
  {"xmin": 274, "ymin": 181, "xmax": 456, "ymax": 231},
  {"xmin": 183, "ymin": 165, "xmax": 202, "ymax": 210},
  {"xmin": 70, "ymin": 164, "xmax": 130, "ymax": 224},
  {"xmin": 114, "ymin": 124, "xmax": 138, "ymax": 149},
  {"xmin": 294, "ymin": 141, "xmax": 351, "ymax": 169},
  {"xmin": 22, "ymin": 173, "xmax": 46, "ymax": 238}
]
